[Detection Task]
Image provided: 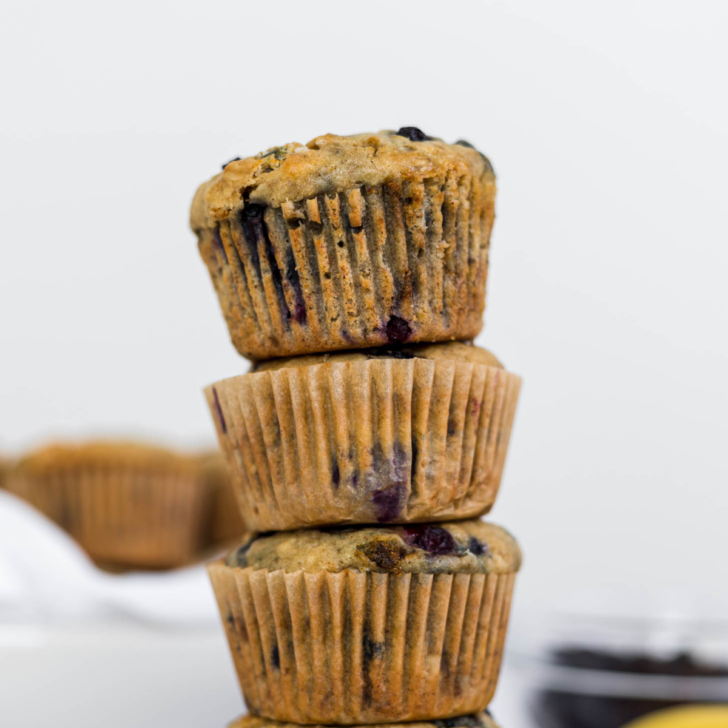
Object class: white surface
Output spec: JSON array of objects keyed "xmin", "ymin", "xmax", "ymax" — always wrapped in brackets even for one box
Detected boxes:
[
  {"xmin": 1, "ymin": 1, "xmax": 727, "ymax": 726},
  {"xmin": 0, "ymin": 491, "xmax": 218, "ymax": 625},
  {"xmin": 0, "ymin": 623, "xmax": 244, "ymax": 728}
]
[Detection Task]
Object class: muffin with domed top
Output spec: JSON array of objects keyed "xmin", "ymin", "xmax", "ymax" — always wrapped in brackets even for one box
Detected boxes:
[
  {"xmin": 191, "ymin": 128, "xmax": 496, "ymax": 360},
  {"xmin": 208, "ymin": 519, "xmax": 521, "ymax": 725}
]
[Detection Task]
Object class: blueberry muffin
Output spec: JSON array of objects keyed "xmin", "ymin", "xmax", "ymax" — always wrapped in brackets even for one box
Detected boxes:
[
  {"xmin": 0, "ymin": 455, "xmax": 13, "ymax": 489},
  {"xmin": 206, "ymin": 341, "xmax": 520, "ymax": 530},
  {"xmin": 208, "ymin": 519, "xmax": 521, "ymax": 724},
  {"xmin": 5, "ymin": 441, "xmax": 210, "ymax": 568},
  {"xmin": 191, "ymin": 129, "xmax": 496, "ymax": 359},
  {"xmin": 227, "ymin": 711, "xmax": 501, "ymax": 728},
  {"xmin": 199, "ymin": 450, "xmax": 247, "ymax": 545}
]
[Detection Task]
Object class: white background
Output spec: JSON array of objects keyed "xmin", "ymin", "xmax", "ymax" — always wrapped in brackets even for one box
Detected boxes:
[{"xmin": 1, "ymin": 1, "xmax": 727, "ymax": 726}]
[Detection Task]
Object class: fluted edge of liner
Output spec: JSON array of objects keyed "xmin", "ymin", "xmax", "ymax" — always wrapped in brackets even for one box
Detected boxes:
[
  {"xmin": 6, "ymin": 469, "xmax": 209, "ymax": 568},
  {"xmin": 198, "ymin": 173, "xmax": 493, "ymax": 359},
  {"xmin": 208, "ymin": 561, "xmax": 516, "ymax": 724},
  {"xmin": 205, "ymin": 358, "xmax": 521, "ymax": 530}
]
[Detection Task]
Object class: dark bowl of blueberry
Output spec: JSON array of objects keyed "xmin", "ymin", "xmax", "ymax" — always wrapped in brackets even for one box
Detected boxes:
[{"xmin": 510, "ymin": 596, "xmax": 728, "ymax": 728}]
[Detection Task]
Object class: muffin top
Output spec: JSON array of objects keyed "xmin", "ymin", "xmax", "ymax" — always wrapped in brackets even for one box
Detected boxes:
[
  {"xmin": 229, "ymin": 713, "xmax": 500, "ymax": 728},
  {"xmin": 226, "ymin": 520, "xmax": 521, "ymax": 576},
  {"xmin": 190, "ymin": 129, "xmax": 494, "ymax": 231},
  {"xmin": 251, "ymin": 341, "xmax": 503, "ymax": 373},
  {"xmin": 10, "ymin": 441, "xmax": 200, "ymax": 476}
]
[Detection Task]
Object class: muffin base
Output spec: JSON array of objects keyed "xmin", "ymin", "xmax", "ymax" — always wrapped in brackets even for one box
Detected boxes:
[
  {"xmin": 7, "ymin": 469, "xmax": 209, "ymax": 568},
  {"xmin": 206, "ymin": 356, "xmax": 520, "ymax": 530},
  {"xmin": 227, "ymin": 711, "xmax": 501, "ymax": 728},
  {"xmin": 198, "ymin": 172, "xmax": 493, "ymax": 359},
  {"xmin": 208, "ymin": 560, "xmax": 515, "ymax": 724}
]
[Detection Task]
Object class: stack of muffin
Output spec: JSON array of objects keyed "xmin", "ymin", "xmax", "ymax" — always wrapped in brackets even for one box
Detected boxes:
[{"xmin": 191, "ymin": 128, "xmax": 523, "ymax": 728}]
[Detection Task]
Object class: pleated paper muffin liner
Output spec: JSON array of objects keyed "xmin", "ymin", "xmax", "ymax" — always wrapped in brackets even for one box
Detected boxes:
[
  {"xmin": 7, "ymin": 466, "xmax": 209, "ymax": 568},
  {"xmin": 206, "ymin": 357, "xmax": 520, "ymax": 531},
  {"xmin": 208, "ymin": 561, "xmax": 516, "ymax": 724},
  {"xmin": 227, "ymin": 710, "xmax": 501, "ymax": 728},
  {"xmin": 198, "ymin": 171, "xmax": 494, "ymax": 359}
]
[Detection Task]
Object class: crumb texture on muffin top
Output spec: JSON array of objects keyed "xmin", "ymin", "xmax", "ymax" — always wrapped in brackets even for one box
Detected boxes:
[
  {"xmin": 250, "ymin": 341, "xmax": 503, "ymax": 372},
  {"xmin": 191, "ymin": 130, "xmax": 494, "ymax": 230},
  {"xmin": 226, "ymin": 520, "xmax": 520, "ymax": 575}
]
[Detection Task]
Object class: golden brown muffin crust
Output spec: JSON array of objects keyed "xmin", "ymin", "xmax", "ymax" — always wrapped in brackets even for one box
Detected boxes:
[
  {"xmin": 226, "ymin": 519, "xmax": 521, "ymax": 576},
  {"xmin": 191, "ymin": 131, "xmax": 494, "ymax": 231}
]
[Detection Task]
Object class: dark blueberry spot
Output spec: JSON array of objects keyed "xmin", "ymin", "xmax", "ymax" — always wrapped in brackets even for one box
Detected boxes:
[
  {"xmin": 350, "ymin": 471, "xmax": 359, "ymax": 489},
  {"xmin": 292, "ymin": 303, "xmax": 307, "ymax": 324},
  {"xmin": 309, "ymin": 221, "xmax": 324, "ymax": 235},
  {"xmin": 357, "ymin": 539, "xmax": 407, "ymax": 571},
  {"xmin": 226, "ymin": 613, "xmax": 235, "ymax": 630},
  {"xmin": 284, "ymin": 248, "xmax": 307, "ymax": 324},
  {"xmin": 350, "ymin": 225, "xmax": 363, "ymax": 235},
  {"xmin": 364, "ymin": 346, "xmax": 416, "ymax": 360},
  {"xmin": 433, "ymin": 717, "xmax": 484, "ymax": 728},
  {"xmin": 221, "ymin": 157, "xmax": 241, "ymax": 170},
  {"xmin": 226, "ymin": 534, "xmax": 267, "ymax": 568},
  {"xmin": 447, "ymin": 421, "xmax": 457, "ymax": 437},
  {"xmin": 468, "ymin": 536, "xmax": 487, "ymax": 556},
  {"xmin": 212, "ymin": 387, "xmax": 227, "ymax": 434},
  {"xmin": 242, "ymin": 204, "xmax": 264, "ymax": 221},
  {"xmin": 337, "ymin": 240, "xmax": 345, "ymax": 248},
  {"xmin": 386, "ymin": 315, "xmax": 413, "ymax": 343},
  {"xmin": 362, "ymin": 628, "xmax": 385, "ymax": 707},
  {"xmin": 287, "ymin": 217, "xmax": 303, "ymax": 230},
  {"xmin": 395, "ymin": 127, "xmax": 432, "ymax": 142},
  {"xmin": 362, "ymin": 633, "xmax": 384, "ymax": 663},
  {"xmin": 331, "ymin": 457, "xmax": 340, "ymax": 489},
  {"xmin": 270, "ymin": 644, "xmax": 280, "ymax": 669},
  {"xmin": 403, "ymin": 525, "xmax": 457, "ymax": 556},
  {"xmin": 372, "ymin": 483, "xmax": 406, "ymax": 523},
  {"xmin": 411, "ymin": 438, "xmax": 418, "ymax": 478}
]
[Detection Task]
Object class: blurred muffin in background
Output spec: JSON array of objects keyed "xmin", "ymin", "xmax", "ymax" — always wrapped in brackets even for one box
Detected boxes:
[
  {"xmin": 198, "ymin": 450, "xmax": 246, "ymax": 545},
  {"xmin": 5, "ymin": 441, "xmax": 211, "ymax": 569},
  {"xmin": 0, "ymin": 454, "xmax": 14, "ymax": 488}
]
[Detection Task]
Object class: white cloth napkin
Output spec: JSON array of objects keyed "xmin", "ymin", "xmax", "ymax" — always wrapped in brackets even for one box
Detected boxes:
[{"xmin": 0, "ymin": 490, "xmax": 219, "ymax": 625}]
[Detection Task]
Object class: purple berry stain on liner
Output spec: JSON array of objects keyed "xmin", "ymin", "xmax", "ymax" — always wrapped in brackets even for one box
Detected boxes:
[
  {"xmin": 386, "ymin": 315, "xmax": 412, "ymax": 343},
  {"xmin": 372, "ymin": 483, "xmax": 406, "ymax": 522},
  {"xmin": 331, "ymin": 457, "xmax": 340, "ymax": 489},
  {"xmin": 403, "ymin": 525, "xmax": 457, "ymax": 556},
  {"xmin": 240, "ymin": 204, "xmax": 295, "ymax": 325},
  {"xmin": 211, "ymin": 387, "xmax": 227, "ymax": 434},
  {"xmin": 284, "ymin": 247, "xmax": 307, "ymax": 325}
]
